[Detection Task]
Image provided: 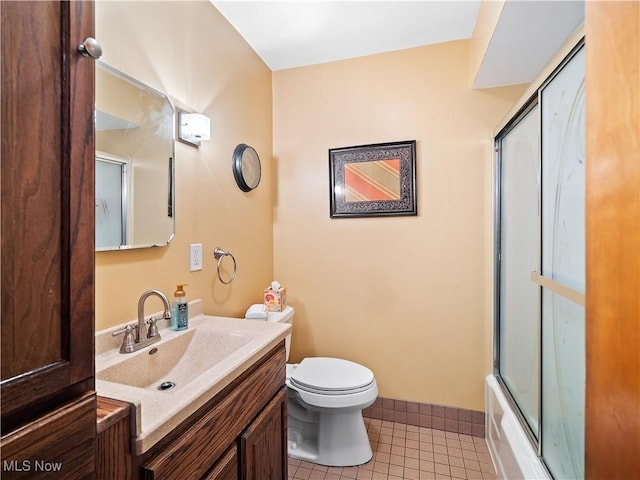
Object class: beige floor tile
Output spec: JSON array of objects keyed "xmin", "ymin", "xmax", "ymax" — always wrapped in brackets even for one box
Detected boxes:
[
  {"xmin": 447, "ymin": 447, "xmax": 463, "ymax": 459},
  {"xmin": 373, "ymin": 461, "xmax": 389, "ymax": 474},
  {"xmin": 287, "ymin": 419, "xmax": 497, "ymax": 480},
  {"xmin": 434, "ymin": 462, "xmax": 451, "ymax": 476},
  {"xmin": 309, "ymin": 470, "xmax": 326, "ymax": 480},
  {"xmin": 406, "ymin": 439, "xmax": 420, "ymax": 450},
  {"xmin": 449, "ymin": 466, "xmax": 466, "ymax": 479},
  {"xmin": 404, "ymin": 457, "xmax": 420, "ymax": 470},
  {"xmin": 433, "ymin": 436, "xmax": 447, "ymax": 446},
  {"xmin": 433, "ymin": 444, "xmax": 448, "ymax": 455},
  {"xmin": 389, "ymin": 464, "xmax": 404, "ymax": 477},
  {"xmin": 294, "ymin": 466, "xmax": 312, "ymax": 479}
]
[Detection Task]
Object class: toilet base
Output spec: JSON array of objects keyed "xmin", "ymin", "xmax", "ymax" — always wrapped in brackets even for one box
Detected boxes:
[{"xmin": 288, "ymin": 402, "xmax": 373, "ymax": 467}]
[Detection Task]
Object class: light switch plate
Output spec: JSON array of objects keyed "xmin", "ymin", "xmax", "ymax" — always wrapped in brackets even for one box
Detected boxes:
[{"xmin": 190, "ymin": 243, "xmax": 203, "ymax": 271}]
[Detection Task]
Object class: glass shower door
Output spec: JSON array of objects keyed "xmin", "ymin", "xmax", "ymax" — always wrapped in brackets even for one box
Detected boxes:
[
  {"xmin": 540, "ymin": 45, "xmax": 585, "ymax": 480},
  {"xmin": 496, "ymin": 41, "xmax": 585, "ymax": 480},
  {"xmin": 498, "ymin": 105, "xmax": 540, "ymax": 438}
]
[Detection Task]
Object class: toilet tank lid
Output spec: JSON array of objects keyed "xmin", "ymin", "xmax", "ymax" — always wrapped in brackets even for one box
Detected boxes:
[
  {"xmin": 267, "ymin": 306, "xmax": 294, "ymax": 323},
  {"xmin": 291, "ymin": 357, "xmax": 374, "ymax": 392}
]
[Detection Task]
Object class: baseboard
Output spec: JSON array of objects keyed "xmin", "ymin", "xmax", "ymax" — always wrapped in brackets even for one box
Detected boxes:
[{"xmin": 363, "ymin": 396, "xmax": 486, "ymax": 437}]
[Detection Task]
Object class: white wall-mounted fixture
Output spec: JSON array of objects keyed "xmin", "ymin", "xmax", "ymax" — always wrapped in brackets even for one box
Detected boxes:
[
  {"xmin": 190, "ymin": 243, "xmax": 203, "ymax": 271},
  {"xmin": 178, "ymin": 111, "xmax": 210, "ymax": 147}
]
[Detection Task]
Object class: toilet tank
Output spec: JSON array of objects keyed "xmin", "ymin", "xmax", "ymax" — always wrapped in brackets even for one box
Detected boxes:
[
  {"xmin": 268, "ymin": 306, "xmax": 294, "ymax": 361},
  {"xmin": 246, "ymin": 305, "xmax": 294, "ymax": 361}
]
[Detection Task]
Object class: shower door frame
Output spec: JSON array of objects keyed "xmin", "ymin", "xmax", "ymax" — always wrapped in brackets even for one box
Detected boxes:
[
  {"xmin": 493, "ymin": 95, "xmax": 542, "ymax": 453},
  {"xmin": 493, "ymin": 38, "xmax": 585, "ymax": 473}
]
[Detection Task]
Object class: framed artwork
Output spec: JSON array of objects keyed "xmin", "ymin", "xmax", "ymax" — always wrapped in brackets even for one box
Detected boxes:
[{"xmin": 329, "ymin": 140, "xmax": 417, "ymax": 218}]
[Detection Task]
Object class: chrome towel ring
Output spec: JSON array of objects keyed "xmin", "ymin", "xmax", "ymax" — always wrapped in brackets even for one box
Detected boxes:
[{"xmin": 213, "ymin": 247, "xmax": 237, "ymax": 284}]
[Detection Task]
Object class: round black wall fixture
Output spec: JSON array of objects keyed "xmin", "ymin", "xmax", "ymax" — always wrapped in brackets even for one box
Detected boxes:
[{"xmin": 232, "ymin": 143, "xmax": 261, "ymax": 192}]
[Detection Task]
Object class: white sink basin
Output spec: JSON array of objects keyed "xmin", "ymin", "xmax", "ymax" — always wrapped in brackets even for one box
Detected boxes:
[
  {"xmin": 97, "ymin": 327, "xmax": 258, "ymax": 390},
  {"xmin": 95, "ymin": 299, "xmax": 290, "ymax": 455}
]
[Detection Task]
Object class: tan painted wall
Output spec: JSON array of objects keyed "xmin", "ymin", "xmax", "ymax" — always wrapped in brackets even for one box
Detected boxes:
[
  {"xmin": 95, "ymin": 1, "xmax": 274, "ymax": 330},
  {"xmin": 272, "ymin": 41, "xmax": 526, "ymax": 410},
  {"xmin": 95, "ymin": 1, "xmax": 526, "ymax": 411}
]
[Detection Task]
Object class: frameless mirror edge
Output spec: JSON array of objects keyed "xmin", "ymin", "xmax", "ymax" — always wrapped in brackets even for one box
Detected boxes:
[{"xmin": 95, "ymin": 60, "xmax": 176, "ymax": 252}]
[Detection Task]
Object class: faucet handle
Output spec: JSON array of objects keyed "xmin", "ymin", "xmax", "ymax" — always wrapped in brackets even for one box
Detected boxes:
[
  {"xmin": 112, "ymin": 324, "xmax": 136, "ymax": 353},
  {"xmin": 147, "ymin": 317, "xmax": 160, "ymax": 338}
]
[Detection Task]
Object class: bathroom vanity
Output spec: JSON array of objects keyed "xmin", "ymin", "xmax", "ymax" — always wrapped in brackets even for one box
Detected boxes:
[
  {"xmin": 98, "ymin": 343, "xmax": 286, "ymax": 479},
  {"xmin": 95, "ymin": 304, "xmax": 290, "ymax": 480}
]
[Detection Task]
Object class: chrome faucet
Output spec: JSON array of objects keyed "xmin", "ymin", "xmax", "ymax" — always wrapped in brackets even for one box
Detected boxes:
[{"xmin": 112, "ymin": 289, "xmax": 172, "ymax": 354}]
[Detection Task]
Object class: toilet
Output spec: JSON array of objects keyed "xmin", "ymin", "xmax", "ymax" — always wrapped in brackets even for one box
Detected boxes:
[{"xmin": 245, "ymin": 305, "xmax": 378, "ymax": 467}]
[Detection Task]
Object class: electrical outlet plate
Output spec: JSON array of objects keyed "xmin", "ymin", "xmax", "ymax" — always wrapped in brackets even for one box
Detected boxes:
[{"xmin": 190, "ymin": 243, "xmax": 203, "ymax": 271}]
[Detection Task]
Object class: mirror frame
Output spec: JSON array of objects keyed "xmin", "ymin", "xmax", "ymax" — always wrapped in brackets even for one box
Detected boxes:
[
  {"xmin": 329, "ymin": 140, "xmax": 417, "ymax": 218},
  {"xmin": 95, "ymin": 60, "xmax": 176, "ymax": 251}
]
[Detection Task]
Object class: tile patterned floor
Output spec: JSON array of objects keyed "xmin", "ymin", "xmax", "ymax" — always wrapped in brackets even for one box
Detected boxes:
[{"xmin": 288, "ymin": 418, "xmax": 496, "ymax": 480}]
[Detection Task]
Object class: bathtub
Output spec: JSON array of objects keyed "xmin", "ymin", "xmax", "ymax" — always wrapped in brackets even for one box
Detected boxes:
[{"xmin": 485, "ymin": 375, "xmax": 551, "ymax": 480}]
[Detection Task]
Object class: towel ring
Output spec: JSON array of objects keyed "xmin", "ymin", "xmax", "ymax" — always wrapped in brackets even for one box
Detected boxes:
[{"xmin": 213, "ymin": 247, "xmax": 237, "ymax": 284}]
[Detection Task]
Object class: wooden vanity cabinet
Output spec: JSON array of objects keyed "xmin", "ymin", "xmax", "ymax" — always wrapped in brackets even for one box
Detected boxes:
[
  {"xmin": 140, "ymin": 343, "xmax": 287, "ymax": 480},
  {"xmin": 195, "ymin": 388, "xmax": 287, "ymax": 480},
  {"xmin": 97, "ymin": 342, "xmax": 288, "ymax": 480}
]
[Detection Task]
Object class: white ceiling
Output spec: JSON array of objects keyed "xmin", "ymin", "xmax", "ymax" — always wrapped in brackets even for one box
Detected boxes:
[
  {"xmin": 212, "ymin": 1, "xmax": 584, "ymax": 88},
  {"xmin": 213, "ymin": 1, "xmax": 481, "ymax": 71}
]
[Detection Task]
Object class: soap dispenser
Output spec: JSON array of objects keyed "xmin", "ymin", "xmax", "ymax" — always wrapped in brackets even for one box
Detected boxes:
[{"xmin": 171, "ymin": 283, "xmax": 189, "ymax": 331}]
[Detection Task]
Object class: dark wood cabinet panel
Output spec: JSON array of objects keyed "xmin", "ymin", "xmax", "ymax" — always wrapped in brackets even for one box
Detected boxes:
[
  {"xmin": 97, "ymin": 398, "xmax": 133, "ymax": 480},
  {"xmin": 203, "ymin": 446, "xmax": 238, "ymax": 480},
  {"xmin": 0, "ymin": 2, "xmax": 97, "ymax": 477},
  {"xmin": 1, "ymin": 0, "xmax": 64, "ymax": 379},
  {"xmin": 141, "ymin": 345, "xmax": 285, "ymax": 480},
  {"xmin": 240, "ymin": 388, "xmax": 287, "ymax": 480},
  {"xmin": 0, "ymin": 0, "xmax": 95, "ymax": 433},
  {"xmin": 0, "ymin": 393, "xmax": 96, "ymax": 480}
]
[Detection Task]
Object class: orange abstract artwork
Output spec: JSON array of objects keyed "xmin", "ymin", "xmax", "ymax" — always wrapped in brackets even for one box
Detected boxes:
[{"xmin": 344, "ymin": 159, "xmax": 400, "ymax": 202}]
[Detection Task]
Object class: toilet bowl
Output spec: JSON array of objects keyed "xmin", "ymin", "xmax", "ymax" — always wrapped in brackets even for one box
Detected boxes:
[{"xmin": 245, "ymin": 305, "xmax": 378, "ymax": 467}]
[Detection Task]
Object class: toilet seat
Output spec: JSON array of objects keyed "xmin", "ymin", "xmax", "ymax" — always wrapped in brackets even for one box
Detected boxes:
[{"xmin": 288, "ymin": 357, "xmax": 375, "ymax": 396}]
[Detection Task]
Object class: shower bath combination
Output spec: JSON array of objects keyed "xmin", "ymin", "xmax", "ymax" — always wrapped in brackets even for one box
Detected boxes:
[{"xmin": 490, "ymin": 41, "xmax": 585, "ymax": 479}]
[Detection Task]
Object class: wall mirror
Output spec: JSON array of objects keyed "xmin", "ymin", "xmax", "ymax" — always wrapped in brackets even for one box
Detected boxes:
[
  {"xmin": 329, "ymin": 140, "xmax": 417, "ymax": 217},
  {"xmin": 95, "ymin": 60, "xmax": 175, "ymax": 251}
]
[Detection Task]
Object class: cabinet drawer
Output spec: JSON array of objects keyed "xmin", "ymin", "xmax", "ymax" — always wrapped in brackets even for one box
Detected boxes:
[
  {"xmin": 0, "ymin": 393, "xmax": 96, "ymax": 480},
  {"xmin": 142, "ymin": 345, "xmax": 285, "ymax": 480}
]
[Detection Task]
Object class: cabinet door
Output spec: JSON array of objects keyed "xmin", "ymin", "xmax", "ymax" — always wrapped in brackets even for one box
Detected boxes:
[
  {"xmin": 0, "ymin": 0, "xmax": 95, "ymax": 432},
  {"xmin": 240, "ymin": 388, "xmax": 287, "ymax": 480},
  {"xmin": 202, "ymin": 446, "xmax": 238, "ymax": 480}
]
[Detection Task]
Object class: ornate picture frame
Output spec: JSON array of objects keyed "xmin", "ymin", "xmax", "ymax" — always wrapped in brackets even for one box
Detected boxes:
[{"xmin": 329, "ymin": 140, "xmax": 417, "ymax": 218}]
